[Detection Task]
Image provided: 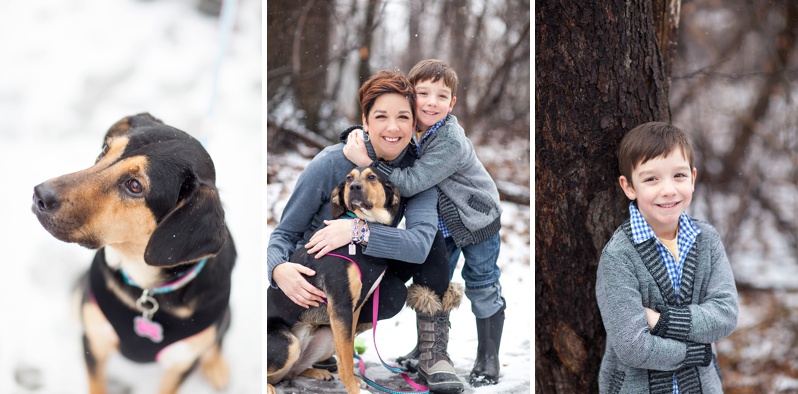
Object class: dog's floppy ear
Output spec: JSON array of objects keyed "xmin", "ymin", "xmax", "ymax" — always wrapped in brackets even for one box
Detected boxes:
[
  {"xmin": 330, "ymin": 181, "xmax": 347, "ymax": 219},
  {"xmin": 144, "ymin": 180, "xmax": 227, "ymax": 267},
  {"xmin": 103, "ymin": 113, "xmax": 164, "ymax": 140},
  {"xmin": 384, "ymin": 181, "xmax": 401, "ymax": 218}
]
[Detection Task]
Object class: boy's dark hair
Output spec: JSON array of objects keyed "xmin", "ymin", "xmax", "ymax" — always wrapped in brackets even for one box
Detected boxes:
[
  {"xmin": 358, "ymin": 70, "xmax": 416, "ymax": 122},
  {"xmin": 617, "ymin": 122, "xmax": 695, "ymax": 183},
  {"xmin": 408, "ymin": 59, "xmax": 458, "ymax": 97}
]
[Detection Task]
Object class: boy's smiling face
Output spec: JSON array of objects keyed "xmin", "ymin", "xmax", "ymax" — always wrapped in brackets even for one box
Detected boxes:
[
  {"xmin": 414, "ymin": 79, "xmax": 456, "ymax": 131},
  {"xmin": 619, "ymin": 148, "xmax": 697, "ymax": 239}
]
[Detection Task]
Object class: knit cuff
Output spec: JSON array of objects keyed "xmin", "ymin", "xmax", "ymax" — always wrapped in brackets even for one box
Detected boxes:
[
  {"xmin": 339, "ymin": 125, "xmax": 364, "ymax": 143},
  {"xmin": 370, "ymin": 159, "xmax": 395, "ymax": 179},
  {"xmin": 681, "ymin": 342, "xmax": 712, "ymax": 368},
  {"xmin": 650, "ymin": 304, "xmax": 692, "ymax": 341}
]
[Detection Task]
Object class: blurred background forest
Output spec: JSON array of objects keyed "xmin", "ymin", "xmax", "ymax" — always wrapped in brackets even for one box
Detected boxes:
[
  {"xmin": 663, "ymin": 0, "xmax": 798, "ymax": 391},
  {"xmin": 266, "ymin": 0, "xmax": 531, "ymax": 204}
]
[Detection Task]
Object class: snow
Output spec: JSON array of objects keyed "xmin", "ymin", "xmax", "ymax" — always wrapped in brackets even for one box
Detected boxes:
[
  {"xmin": 265, "ymin": 151, "xmax": 532, "ymax": 394},
  {"xmin": 0, "ymin": 0, "xmax": 261, "ymax": 392}
]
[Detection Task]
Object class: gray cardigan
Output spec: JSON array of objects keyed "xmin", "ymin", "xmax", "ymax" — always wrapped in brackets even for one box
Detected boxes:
[
  {"xmin": 596, "ymin": 219, "xmax": 738, "ymax": 393},
  {"xmin": 370, "ymin": 115, "xmax": 502, "ymax": 248}
]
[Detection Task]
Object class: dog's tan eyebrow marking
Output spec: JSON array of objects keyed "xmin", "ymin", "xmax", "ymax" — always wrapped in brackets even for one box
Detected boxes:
[{"xmin": 97, "ymin": 136, "xmax": 130, "ymax": 166}]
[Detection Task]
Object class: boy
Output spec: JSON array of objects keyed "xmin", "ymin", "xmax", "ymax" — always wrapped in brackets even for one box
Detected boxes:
[
  {"xmin": 596, "ymin": 122, "xmax": 738, "ymax": 393},
  {"xmin": 343, "ymin": 59, "xmax": 505, "ymax": 386}
]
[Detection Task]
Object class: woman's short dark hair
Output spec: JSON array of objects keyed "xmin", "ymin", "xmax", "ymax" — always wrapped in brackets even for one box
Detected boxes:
[{"xmin": 358, "ymin": 70, "xmax": 416, "ymax": 122}]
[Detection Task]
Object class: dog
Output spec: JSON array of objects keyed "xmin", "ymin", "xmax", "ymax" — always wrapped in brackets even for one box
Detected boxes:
[
  {"xmin": 31, "ymin": 113, "xmax": 236, "ymax": 394},
  {"xmin": 267, "ymin": 167, "xmax": 401, "ymax": 394}
]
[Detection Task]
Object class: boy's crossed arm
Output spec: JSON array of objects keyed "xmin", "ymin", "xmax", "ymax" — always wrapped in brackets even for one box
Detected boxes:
[
  {"xmin": 597, "ymin": 254, "xmax": 713, "ymax": 371},
  {"xmin": 646, "ymin": 236, "xmax": 739, "ymax": 345}
]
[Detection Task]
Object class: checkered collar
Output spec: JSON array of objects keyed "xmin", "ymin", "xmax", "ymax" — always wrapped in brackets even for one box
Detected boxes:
[
  {"xmin": 628, "ymin": 201, "xmax": 701, "ymax": 245},
  {"xmin": 415, "ymin": 115, "xmax": 448, "ymax": 156}
]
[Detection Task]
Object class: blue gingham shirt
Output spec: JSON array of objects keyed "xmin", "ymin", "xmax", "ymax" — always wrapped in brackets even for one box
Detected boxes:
[
  {"xmin": 415, "ymin": 117, "xmax": 451, "ymax": 238},
  {"xmin": 629, "ymin": 201, "xmax": 702, "ymax": 393}
]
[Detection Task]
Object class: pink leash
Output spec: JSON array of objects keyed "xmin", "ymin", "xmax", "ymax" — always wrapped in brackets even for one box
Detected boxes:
[{"xmin": 327, "ymin": 253, "xmax": 429, "ymax": 393}]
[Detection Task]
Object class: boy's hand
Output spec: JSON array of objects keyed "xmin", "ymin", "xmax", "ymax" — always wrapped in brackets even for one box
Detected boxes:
[
  {"xmin": 343, "ymin": 128, "xmax": 372, "ymax": 167},
  {"xmin": 644, "ymin": 307, "xmax": 661, "ymax": 329}
]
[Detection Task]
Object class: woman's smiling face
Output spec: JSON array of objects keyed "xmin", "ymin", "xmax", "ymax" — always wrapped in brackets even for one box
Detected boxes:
[{"xmin": 362, "ymin": 93, "xmax": 415, "ymax": 161}]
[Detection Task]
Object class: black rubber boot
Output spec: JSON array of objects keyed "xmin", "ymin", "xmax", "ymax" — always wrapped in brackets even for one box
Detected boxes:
[
  {"xmin": 469, "ymin": 300, "xmax": 505, "ymax": 387},
  {"xmin": 395, "ymin": 341, "xmax": 420, "ymax": 373},
  {"xmin": 312, "ymin": 356, "xmax": 337, "ymax": 372}
]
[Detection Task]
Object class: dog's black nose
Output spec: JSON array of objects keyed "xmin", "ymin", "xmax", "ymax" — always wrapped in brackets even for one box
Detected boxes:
[
  {"xmin": 32, "ymin": 183, "xmax": 60, "ymax": 212},
  {"xmin": 349, "ymin": 182, "xmax": 362, "ymax": 191}
]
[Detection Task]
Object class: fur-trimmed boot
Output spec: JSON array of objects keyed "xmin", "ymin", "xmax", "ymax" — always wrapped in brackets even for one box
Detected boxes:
[
  {"xmin": 406, "ymin": 283, "xmax": 464, "ymax": 394},
  {"xmin": 469, "ymin": 298, "xmax": 505, "ymax": 386}
]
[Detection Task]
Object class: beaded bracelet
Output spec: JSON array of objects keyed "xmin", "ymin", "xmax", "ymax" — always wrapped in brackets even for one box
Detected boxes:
[{"xmin": 349, "ymin": 218, "xmax": 370, "ymax": 255}]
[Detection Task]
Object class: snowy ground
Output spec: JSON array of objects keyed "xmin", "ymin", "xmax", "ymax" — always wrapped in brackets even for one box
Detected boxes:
[
  {"xmin": 0, "ymin": 0, "xmax": 261, "ymax": 392},
  {"xmin": 265, "ymin": 151, "xmax": 532, "ymax": 394}
]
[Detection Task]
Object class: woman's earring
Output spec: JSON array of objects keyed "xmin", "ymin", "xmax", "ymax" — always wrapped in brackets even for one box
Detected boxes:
[{"xmin": 363, "ymin": 132, "xmax": 370, "ymax": 142}]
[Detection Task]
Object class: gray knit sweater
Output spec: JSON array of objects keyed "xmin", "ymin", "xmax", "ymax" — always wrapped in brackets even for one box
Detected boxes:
[
  {"xmin": 370, "ymin": 115, "xmax": 502, "ymax": 248},
  {"xmin": 596, "ymin": 219, "xmax": 738, "ymax": 393}
]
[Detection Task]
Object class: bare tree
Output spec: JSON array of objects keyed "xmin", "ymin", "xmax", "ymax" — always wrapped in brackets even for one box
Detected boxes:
[
  {"xmin": 671, "ymin": 0, "xmax": 798, "ymax": 265},
  {"xmin": 535, "ymin": 1, "xmax": 679, "ymax": 392}
]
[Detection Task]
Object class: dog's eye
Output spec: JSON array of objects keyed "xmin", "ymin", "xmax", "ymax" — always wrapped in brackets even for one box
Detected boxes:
[
  {"xmin": 96, "ymin": 143, "xmax": 110, "ymax": 163},
  {"xmin": 368, "ymin": 174, "xmax": 377, "ymax": 181},
  {"xmin": 346, "ymin": 175, "xmax": 354, "ymax": 182},
  {"xmin": 125, "ymin": 179, "xmax": 143, "ymax": 194}
]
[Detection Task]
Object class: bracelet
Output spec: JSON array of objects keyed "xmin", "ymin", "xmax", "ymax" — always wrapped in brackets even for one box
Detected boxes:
[{"xmin": 351, "ymin": 218, "xmax": 370, "ymax": 244}]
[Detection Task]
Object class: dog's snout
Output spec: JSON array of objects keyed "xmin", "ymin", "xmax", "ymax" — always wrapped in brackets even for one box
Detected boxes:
[
  {"xmin": 349, "ymin": 182, "xmax": 362, "ymax": 191},
  {"xmin": 33, "ymin": 183, "xmax": 60, "ymax": 212}
]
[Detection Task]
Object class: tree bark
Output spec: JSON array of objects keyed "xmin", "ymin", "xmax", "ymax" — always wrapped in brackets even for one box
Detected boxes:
[{"xmin": 535, "ymin": 1, "xmax": 679, "ymax": 392}]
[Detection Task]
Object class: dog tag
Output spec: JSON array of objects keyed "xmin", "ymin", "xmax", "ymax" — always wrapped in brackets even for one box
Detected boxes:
[
  {"xmin": 134, "ymin": 289, "xmax": 163, "ymax": 343},
  {"xmin": 134, "ymin": 315, "xmax": 164, "ymax": 343},
  {"xmin": 349, "ymin": 242, "xmax": 356, "ymax": 255}
]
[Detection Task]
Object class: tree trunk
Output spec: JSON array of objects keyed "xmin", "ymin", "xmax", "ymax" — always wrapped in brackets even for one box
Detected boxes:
[
  {"xmin": 358, "ymin": 0, "xmax": 380, "ymax": 85},
  {"xmin": 535, "ymin": 1, "xmax": 679, "ymax": 392},
  {"xmin": 266, "ymin": 0, "xmax": 331, "ymax": 133}
]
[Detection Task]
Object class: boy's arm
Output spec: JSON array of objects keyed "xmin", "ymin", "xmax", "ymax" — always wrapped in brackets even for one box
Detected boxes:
[
  {"xmin": 596, "ymin": 250, "xmax": 713, "ymax": 371},
  {"xmin": 649, "ymin": 229, "xmax": 739, "ymax": 344},
  {"xmin": 361, "ymin": 118, "xmax": 466, "ymax": 198}
]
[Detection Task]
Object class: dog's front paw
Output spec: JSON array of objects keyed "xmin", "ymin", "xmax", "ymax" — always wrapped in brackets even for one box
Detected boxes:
[{"xmin": 299, "ymin": 368, "xmax": 335, "ymax": 381}]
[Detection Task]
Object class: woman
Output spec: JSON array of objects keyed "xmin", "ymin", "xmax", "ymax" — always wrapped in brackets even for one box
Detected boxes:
[{"xmin": 266, "ymin": 71, "xmax": 463, "ymax": 393}]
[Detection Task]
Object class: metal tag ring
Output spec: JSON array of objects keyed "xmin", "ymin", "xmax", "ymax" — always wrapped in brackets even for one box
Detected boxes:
[{"xmin": 136, "ymin": 293, "xmax": 159, "ymax": 315}]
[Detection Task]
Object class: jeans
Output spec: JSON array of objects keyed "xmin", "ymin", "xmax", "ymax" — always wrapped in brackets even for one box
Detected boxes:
[{"xmin": 445, "ymin": 232, "xmax": 503, "ymax": 318}]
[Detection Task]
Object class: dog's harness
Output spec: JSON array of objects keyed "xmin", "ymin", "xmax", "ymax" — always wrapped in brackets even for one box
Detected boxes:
[
  {"xmin": 89, "ymin": 252, "xmax": 228, "ymax": 363},
  {"xmin": 327, "ymin": 253, "xmax": 430, "ymax": 394}
]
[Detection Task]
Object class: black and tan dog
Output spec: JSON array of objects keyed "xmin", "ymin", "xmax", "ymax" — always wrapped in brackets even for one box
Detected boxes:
[
  {"xmin": 267, "ymin": 167, "xmax": 401, "ymax": 394},
  {"xmin": 31, "ymin": 113, "xmax": 236, "ymax": 394}
]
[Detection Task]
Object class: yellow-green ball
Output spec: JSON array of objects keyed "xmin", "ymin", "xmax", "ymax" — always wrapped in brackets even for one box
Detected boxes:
[{"xmin": 354, "ymin": 337, "xmax": 366, "ymax": 354}]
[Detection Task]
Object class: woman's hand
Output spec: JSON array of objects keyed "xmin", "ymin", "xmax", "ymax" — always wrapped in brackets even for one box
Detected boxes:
[
  {"xmin": 306, "ymin": 219, "xmax": 353, "ymax": 258},
  {"xmin": 644, "ymin": 307, "xmax": 661, "ymax": 330},
  {"xmin": 273, "ymin": 262, "xmax": 326, "ymax": 308},
  {"xmin": 343, "ymin": 128, "xmax": 372, "ymax": 167}
]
